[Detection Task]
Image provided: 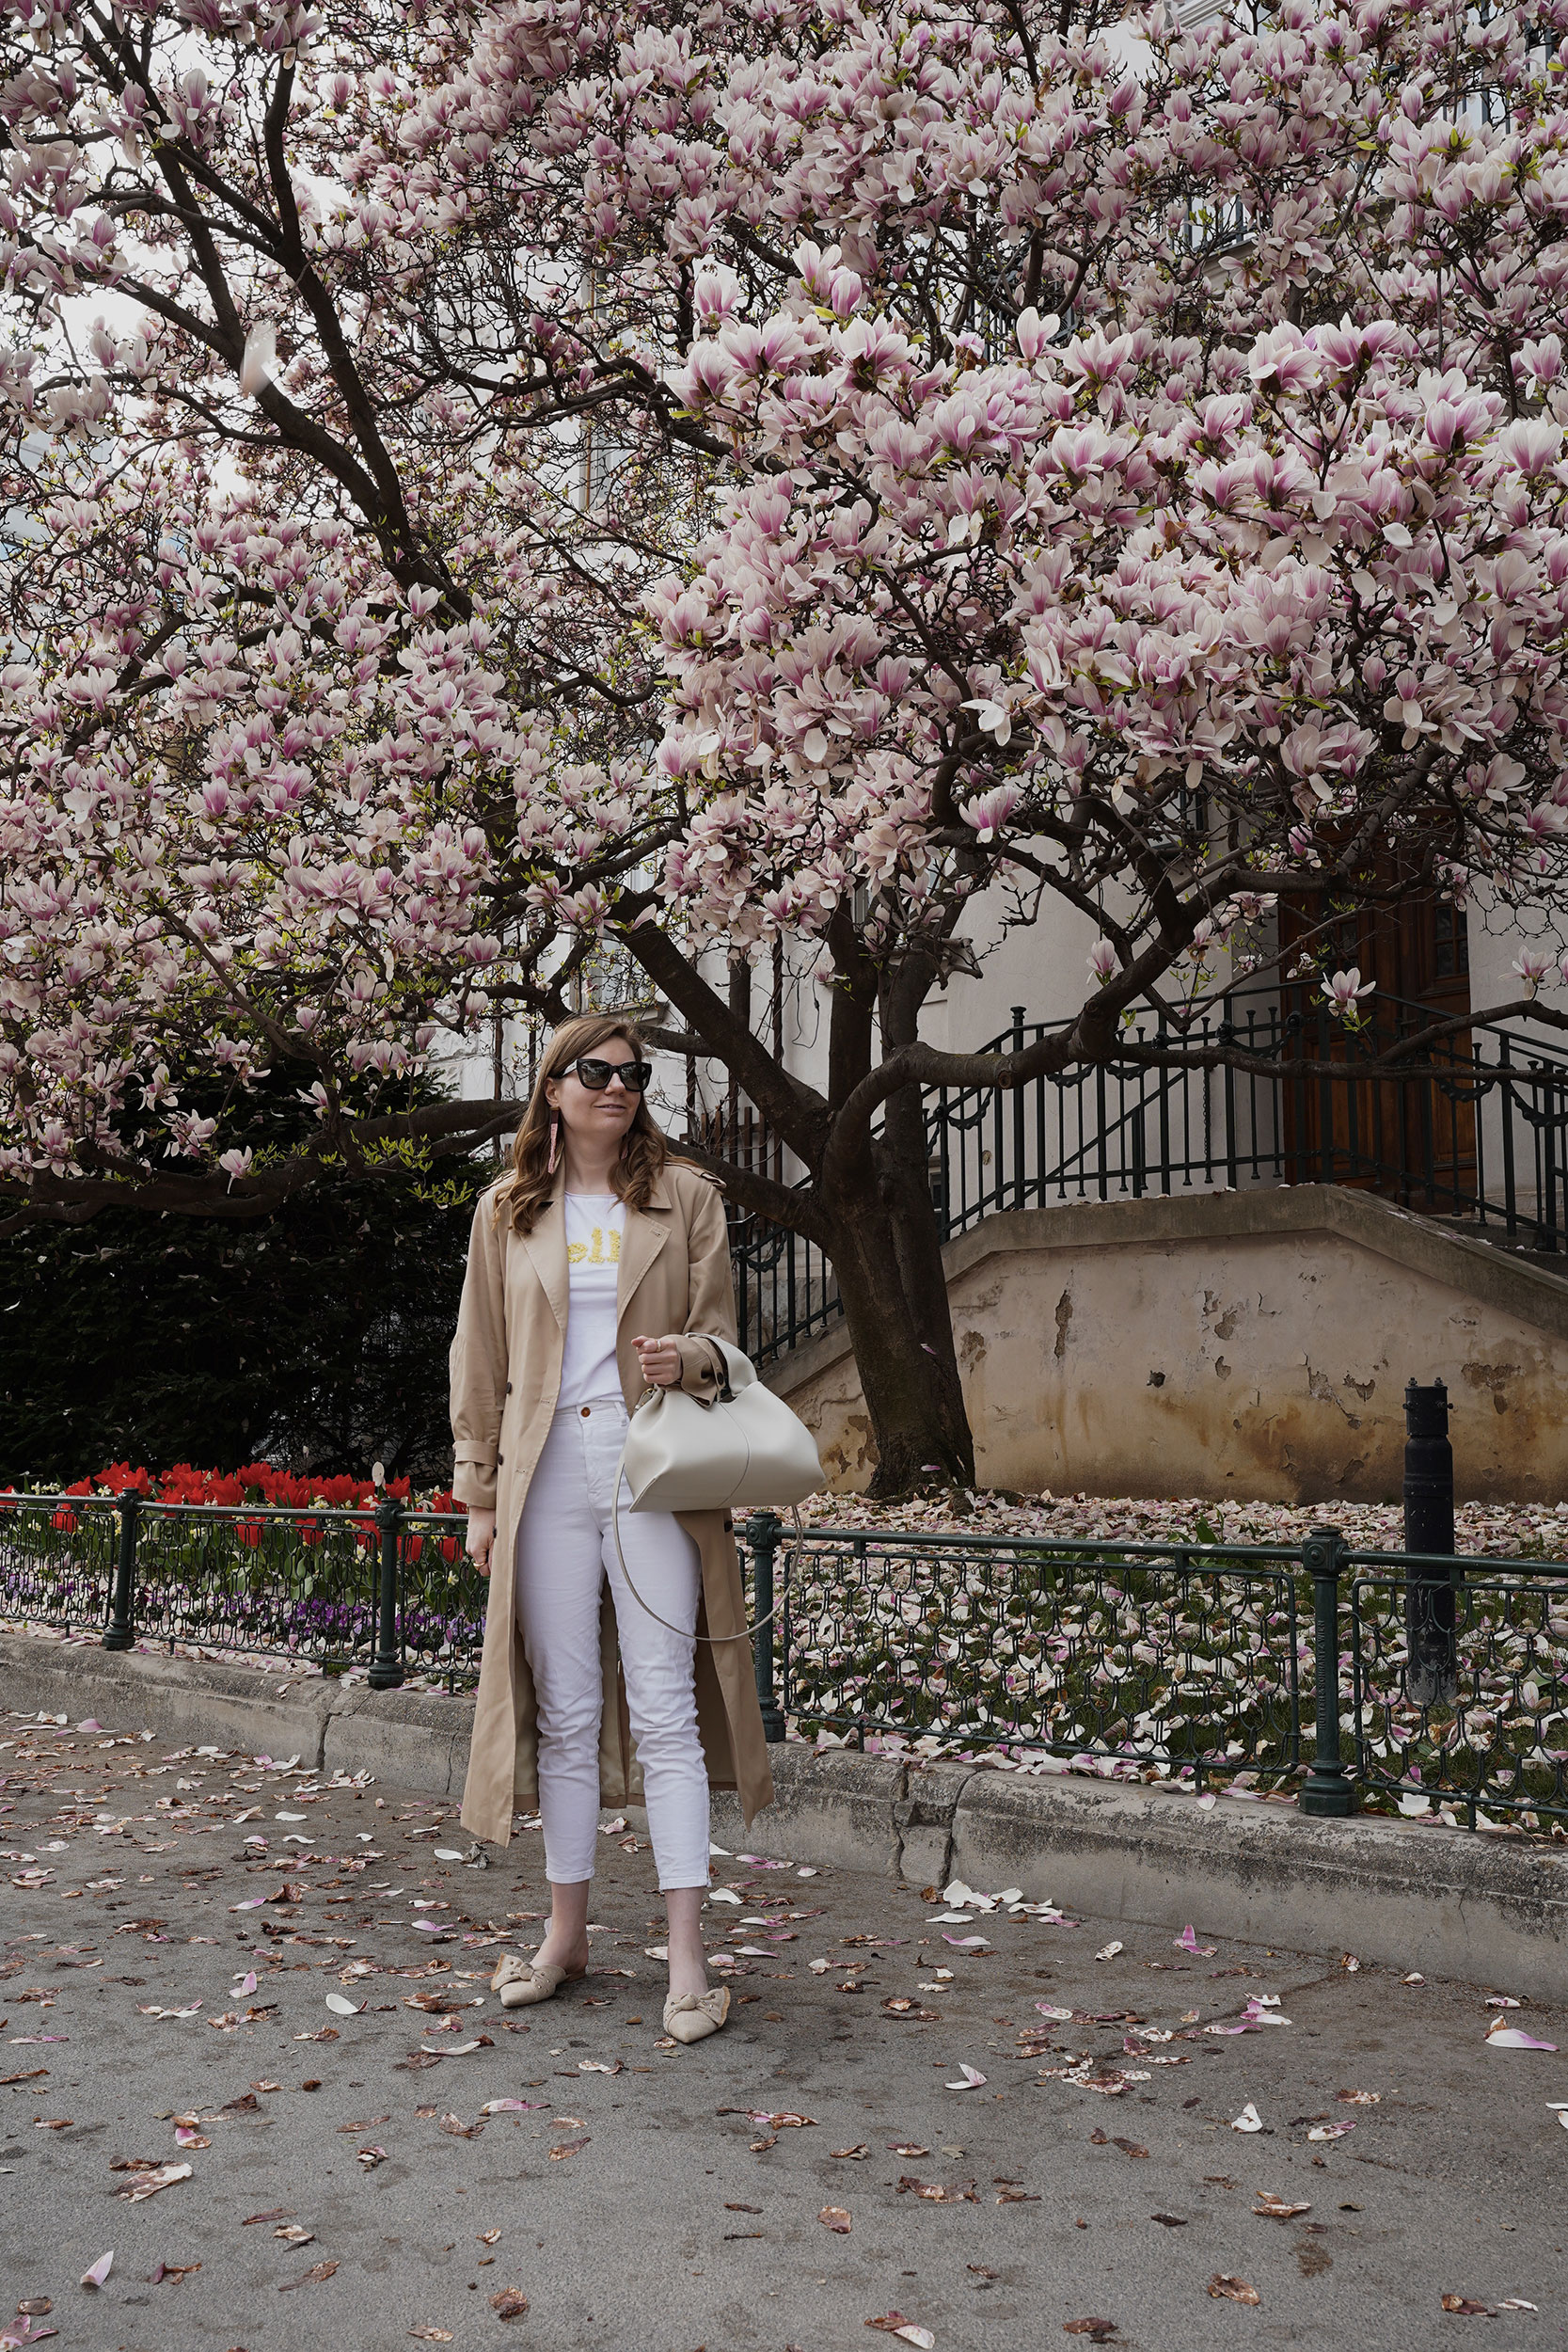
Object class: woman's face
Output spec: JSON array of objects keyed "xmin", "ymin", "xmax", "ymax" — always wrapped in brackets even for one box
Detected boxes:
[{"xmin": 545, "ymin": 1036, "xmax": 642, "ymax": 1147}]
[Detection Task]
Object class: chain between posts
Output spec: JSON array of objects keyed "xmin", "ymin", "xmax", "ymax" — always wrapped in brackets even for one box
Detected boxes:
[{"xmin": 1299, "ymin": 1521, "xmax": 1356, "ymax": 1818}]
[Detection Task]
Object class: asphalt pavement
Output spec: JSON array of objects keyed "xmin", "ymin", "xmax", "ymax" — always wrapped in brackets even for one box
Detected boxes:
[{"xmin": 1, "ymin": 1708, "xmax": 1563, "ymax": 2350}]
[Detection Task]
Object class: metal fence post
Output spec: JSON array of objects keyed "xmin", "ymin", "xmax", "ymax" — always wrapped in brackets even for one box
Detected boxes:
[
  {"xmin": 1403, "ymin": 1376, "xmax": 1458, "ymax": 1707},
  {"xmin": 103, "ymin": 1493, "xmax": 138, "ymax": 1652},
  {"xmin": 368, "ymin": 1496, "xmax": 405, "ymax": 1692},
  {"xmin": 746, "ymin": 1510, "xmax": 785, "ymax": 1742},
  {"xmin": 1299, "ymin": 1522, "xmax": 1355, "ymax": 1816}
]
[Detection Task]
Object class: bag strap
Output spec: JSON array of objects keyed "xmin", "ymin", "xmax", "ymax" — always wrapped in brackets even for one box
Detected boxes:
[{"xmin": 611, "ymin": 1413, "xmax": 799, "ymax": 1645}]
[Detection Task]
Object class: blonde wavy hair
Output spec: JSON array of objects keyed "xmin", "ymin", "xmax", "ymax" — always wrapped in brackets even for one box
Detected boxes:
[{"xmin": 491, "ymin": 1012, "xmax": 669, "ymax": 1236}]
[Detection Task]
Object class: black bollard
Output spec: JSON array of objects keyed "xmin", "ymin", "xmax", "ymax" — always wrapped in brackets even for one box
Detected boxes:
[{"xmin": 1403, "ymin": 1378, "xmax": 1457, "ymax": 1708}]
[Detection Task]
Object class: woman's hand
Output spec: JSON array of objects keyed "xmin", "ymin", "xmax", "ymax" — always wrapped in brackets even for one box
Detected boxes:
[
  {"xmin": 466, "ymin": 1508, "xmax": 497, "ymax": 1576},
  {"xmin": 633, "ymin": 1332, "xmax": 682, "ymax": 1389}
]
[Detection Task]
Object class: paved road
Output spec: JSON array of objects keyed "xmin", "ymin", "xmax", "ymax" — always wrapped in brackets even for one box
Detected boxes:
[{"xmin": 1, "ymin": 1708, "xmax": 1562, "ymax": 2350}]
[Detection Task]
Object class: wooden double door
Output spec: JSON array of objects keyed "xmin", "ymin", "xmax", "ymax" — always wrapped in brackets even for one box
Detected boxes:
[{"xmin": 1278, "ymin": 886, "xmax": 1477, "ymax": 1209}]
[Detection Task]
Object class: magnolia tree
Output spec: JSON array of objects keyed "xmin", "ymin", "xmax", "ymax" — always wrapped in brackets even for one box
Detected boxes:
[{"xmin": 2, "ymin": 0, "xmax": 1568, "ymax": 1489}]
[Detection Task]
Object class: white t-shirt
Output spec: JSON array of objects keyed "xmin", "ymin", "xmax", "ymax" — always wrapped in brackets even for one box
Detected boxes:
[{"xmin": 557, "ymin": 1192, "xmax": 626, "ymax": 1408}]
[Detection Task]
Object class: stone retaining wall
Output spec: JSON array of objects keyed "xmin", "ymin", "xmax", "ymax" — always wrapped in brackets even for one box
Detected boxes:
[{"xmin": 769, "ymin": 1185, "xmax": 1568, "ymax": 1502}]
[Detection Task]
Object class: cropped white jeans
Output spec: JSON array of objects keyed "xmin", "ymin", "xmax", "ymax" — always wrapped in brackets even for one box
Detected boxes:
[{"xmin": 514, "ymin": 1396, "xmax": 709, "ymax": 1893}]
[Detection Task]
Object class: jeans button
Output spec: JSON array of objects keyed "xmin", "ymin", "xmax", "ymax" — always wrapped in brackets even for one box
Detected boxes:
[{"xmin": 580, "ymin": 1406, "xmax": 590, "ymax": 1418}]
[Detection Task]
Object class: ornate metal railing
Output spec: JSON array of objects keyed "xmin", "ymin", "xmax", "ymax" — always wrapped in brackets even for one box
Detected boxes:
[
  {"xmin": 762, "ymin": 1521, "xmax": 1308, "ymax": 1787},
  {"xmin": 5, "ymin": 1495, "xmax": 1564, "ymax": 1831},
  {"xmin": 1348, "ymin": 1545, "xmax": 1568, "ymax": 1830},
  {"xmin": 0, "ymin": 1493, "xmax": 483, "ymax": 1688},
  {"xmin": 723, "ymin": 989, "xmax": 1568, "ymax": 1364}
]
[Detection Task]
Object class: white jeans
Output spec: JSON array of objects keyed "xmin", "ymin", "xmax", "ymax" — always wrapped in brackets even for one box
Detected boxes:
[{"xmin": 514, "ymin": 1397, "xmax": 709, "ymax": 1892}]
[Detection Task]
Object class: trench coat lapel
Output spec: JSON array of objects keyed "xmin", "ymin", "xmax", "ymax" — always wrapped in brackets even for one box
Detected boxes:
[
  {"xmin": 519, "ymin": 1164, "xmax": 568, "ymax": 1330},
  {"xmin": 617, "ymin": 1166, "xmax": 672, "ymax": 1327},
  {"xmin": 520, "ymin": 1162, "xmax": 672, "ymax": 1333}
]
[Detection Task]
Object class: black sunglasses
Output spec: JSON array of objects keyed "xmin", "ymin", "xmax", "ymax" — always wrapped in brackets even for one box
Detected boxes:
[{"xmin": 570, "ymin": 1055, "xmax": 653, "ymax": 1092}]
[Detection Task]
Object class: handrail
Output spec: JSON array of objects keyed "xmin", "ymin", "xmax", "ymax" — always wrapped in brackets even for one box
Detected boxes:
[{"xmin": 722, "ymin": 989, "xmax": 1568, "ymax": 1362}]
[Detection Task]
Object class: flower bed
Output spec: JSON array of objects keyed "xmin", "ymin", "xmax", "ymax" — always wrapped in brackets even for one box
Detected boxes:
[
  {"xmin": 2, "ymin": 1458, "xmax": 460, "ymax": 1515},
  {"xmin": 801, "ymin": 1488, "xmax": 1568, "ymax": 1562},
  {"xmin": 786, "ymin": 1495, "xmax": 1568, "ymax": 1836},
  {"xmin": 12, "ymin": 1466, "xmax": 1568, "ymax": 1560},
  {"xmin": 0, "ymin": 1462, "xmax": 470, "ymax": 1676}
]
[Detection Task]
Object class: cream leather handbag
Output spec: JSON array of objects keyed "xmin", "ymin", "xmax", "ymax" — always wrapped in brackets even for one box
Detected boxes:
[{"xmin": 611, "ymin": 1335, "xmax": 823, "ymax": 1642}]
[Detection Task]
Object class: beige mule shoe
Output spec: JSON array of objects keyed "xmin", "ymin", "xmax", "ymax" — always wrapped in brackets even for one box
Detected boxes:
[
  {"xmin": 491, "ymin": 1952, "xmax": 587, "ymax": 2010},
  {"xmin": 662, "ymin": 1984, "xmax": 731, "ymax": 2044}
]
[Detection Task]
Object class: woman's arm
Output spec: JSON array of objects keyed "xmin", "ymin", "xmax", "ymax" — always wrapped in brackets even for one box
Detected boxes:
[
  {"xmin": 672, "ymin": 1173, "xmax": 738, "ymax": 1393},
  {"xmin": 465, "ymin": 1505, "xmax": 497, "ymax": 1575},
  {"xmin": 450, "ymin": 1196, "xmax": 508, "ymax": 1568}
]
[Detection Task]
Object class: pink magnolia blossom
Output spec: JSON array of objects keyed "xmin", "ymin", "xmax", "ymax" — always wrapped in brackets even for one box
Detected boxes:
[
  {"xmin": 960, "ymin": 785, "xmax": 1022, "ymax": 845},
  {"xmin": 1322, "ymin": 969, "xmax": 1375, "ymax": 1025},
  {"xmin": 1513, "ymin": 949, "xmax": 1556, "ymax": 995},
  {"xmin": 0, "ymin": 0, "xmax": 1566, "ymax": 1226}
]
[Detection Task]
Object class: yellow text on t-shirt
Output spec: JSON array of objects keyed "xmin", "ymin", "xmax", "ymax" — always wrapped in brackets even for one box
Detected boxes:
[{"xmin": 567, "ymin": 1225, "xmax": 622, "ymax": 1266}]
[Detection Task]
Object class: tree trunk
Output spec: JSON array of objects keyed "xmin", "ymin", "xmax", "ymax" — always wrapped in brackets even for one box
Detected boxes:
[
  {"xmin": 881, "ymin": 1072, "xmax": 973, "ymax": 1468},
  {"xmin": 820, "ymin": 1140, "xmax": 976, "ymax": 1497}
]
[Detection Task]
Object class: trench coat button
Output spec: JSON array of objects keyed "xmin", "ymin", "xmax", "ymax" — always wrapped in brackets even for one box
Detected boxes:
[
  {"xmin": 496, "ymin": 1454, "xmax": 503, "ymax": 1466},
  {"xmin": 506, "ymin": 1381, "xmax": 513, "ymax": 1394}
]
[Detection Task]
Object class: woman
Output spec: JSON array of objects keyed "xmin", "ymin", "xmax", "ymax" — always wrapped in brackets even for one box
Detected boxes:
[{"xmin": 451, "ymin": 1011, "xmax": 774, "ymax": 2045}]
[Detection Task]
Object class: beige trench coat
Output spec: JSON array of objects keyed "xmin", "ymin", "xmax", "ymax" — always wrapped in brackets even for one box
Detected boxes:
[{"xmin": 450, "ymin": 1155, "xmax": 775, "ymax": 1849}]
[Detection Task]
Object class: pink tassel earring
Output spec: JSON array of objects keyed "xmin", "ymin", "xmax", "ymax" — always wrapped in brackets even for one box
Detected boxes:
[{"xmin": 546, "ymin": 1114, "xmax": 559, "ymax": 1176}]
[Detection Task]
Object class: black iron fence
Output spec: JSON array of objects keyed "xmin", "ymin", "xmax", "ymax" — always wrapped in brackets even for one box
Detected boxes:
[
  {"xmin": 5, "ymin": 1494, "xmax": 1563, "ymax": 1832},
  {"xmin": 726, "ymin": 989, "xmax": 1568, "ymax": 1364},
  {"xmin": 0, "ymin": 1492, "xmax": 483, "ymax": 1689}
]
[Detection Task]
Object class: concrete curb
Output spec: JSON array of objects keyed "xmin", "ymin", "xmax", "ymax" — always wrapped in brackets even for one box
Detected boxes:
[{"xmin": 5, "ymin": 1630, "xmax": 1564, "ymax": 1996}]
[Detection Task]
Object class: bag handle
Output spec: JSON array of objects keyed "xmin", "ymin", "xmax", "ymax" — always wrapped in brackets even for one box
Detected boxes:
[{"xmin": 610, "ymin": 1406, "xmax": 800, "ymax": 1645}]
